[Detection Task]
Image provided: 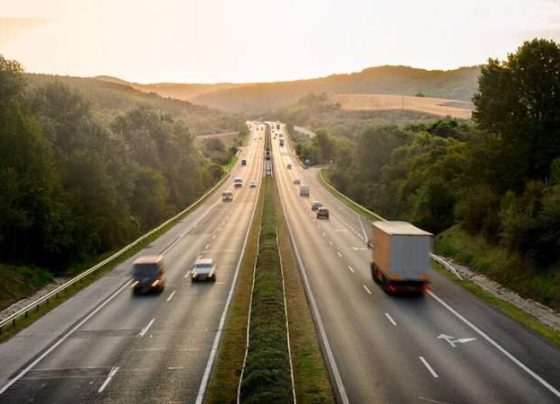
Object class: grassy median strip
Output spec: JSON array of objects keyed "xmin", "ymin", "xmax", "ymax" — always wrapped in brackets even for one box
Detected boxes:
[
  {"xmin": 239, "ymin": 177, "xmax": 293, "ymax": 403},
  {"xmin": 206, "ymin": 179, "xmax": 264, "ymax": 404},
  {"xmin": 274, "ymin": 179, "xmax": 335, "ymax": 403}
]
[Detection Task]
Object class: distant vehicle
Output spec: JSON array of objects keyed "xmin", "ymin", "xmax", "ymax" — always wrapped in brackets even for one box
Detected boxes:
[
  {"xmin": 222, "ymin": 190, "xmax": 233, "ymax": 202},
  {"xmin": 265, "ymin": 150, "xmax": 271, "ymax": 160},
  {"xmin": 249, "ymin": 181, "xmax": 257, "ymax": 188},
  {"xmin": 311, "ymin": 201, "xmax": 322, "ymax": 211},
  {"xmin": 131, "ymin": 255, "xmax": 165, "ymax": 294},
  {"xmin": 371, "ymin": 221, "xmax": 432, "ymax": 294},
  {"xmin": 279, "ymin": 139, "xmax": 284, "ymax": 147},
  {"xmin": 299, "ymin": 185, "xmax": 310, "ymax": 197},
  {"xmin": 276, "ymin": 123, "xmax": 280, "ymax": 130},
  {"xmin": 287, "ymin": 164, "xmax": 292, "ymax": 170},
  {"xmin": 316, "ymin": 207, "xmax": 329, "ymax": 219},
  {"xmin": 241, "ymin": 159, "xmax": 247, "ymax": 166},
  {"xmin": 191, "ymin": 258, "xmax": 216, "ymax": 282},
  {"xmin": 234, "ymin": 177, "xmax": 243, "ymax": 187},
  {"xmin": 293, "ymin": 178, "xmax": 301, "ymax": 185}
]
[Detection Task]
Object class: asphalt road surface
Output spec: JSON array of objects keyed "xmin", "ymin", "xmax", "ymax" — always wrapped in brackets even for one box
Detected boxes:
[
  {"xmin": 0, "ymin": 123, "xmax": 265, "ymax": 404},
  {"xmin": 271, "ymin": 123, "xmax": 560, "ymax": 404}
]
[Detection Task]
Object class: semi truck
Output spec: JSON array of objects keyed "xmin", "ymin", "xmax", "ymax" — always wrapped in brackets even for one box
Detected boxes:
[{"xmin": 370, "ymin": 221, "xmax": 432, "ymax": 294}]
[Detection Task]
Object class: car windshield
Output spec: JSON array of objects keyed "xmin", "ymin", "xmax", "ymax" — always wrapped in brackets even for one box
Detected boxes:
[{"xmin": 133, "ymin": 264, "xmax": 159, "ymax": 278}]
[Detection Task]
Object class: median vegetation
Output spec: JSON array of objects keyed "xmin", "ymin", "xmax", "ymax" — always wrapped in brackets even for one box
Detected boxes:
[{"xmin": 207, "ymin": 177, "xmax": 334, "ymax": 403}]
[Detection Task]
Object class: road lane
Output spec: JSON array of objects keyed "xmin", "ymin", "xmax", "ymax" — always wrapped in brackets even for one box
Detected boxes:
[
  {"xmin": 273, "ymin": 123, "xmax": 560, "ymax": 403},
  {"xmin": 0, "ymin": 123, "xmax": 265, "ymax": 403}
]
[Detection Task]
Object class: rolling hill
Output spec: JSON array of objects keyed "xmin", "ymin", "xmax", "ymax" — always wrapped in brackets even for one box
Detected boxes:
[
  {"xmin": 95, "ymin": 65, "xmax": 480, "ymax": 114},
  {"xmin": 24, "ymin": 74, "xmax": 242, "ymax": 135}
]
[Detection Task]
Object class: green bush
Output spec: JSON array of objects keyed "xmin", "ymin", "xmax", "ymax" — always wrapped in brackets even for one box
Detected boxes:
[{"xmin": 240, "ymin": 179, "xmax": 293, "ymax": 403}]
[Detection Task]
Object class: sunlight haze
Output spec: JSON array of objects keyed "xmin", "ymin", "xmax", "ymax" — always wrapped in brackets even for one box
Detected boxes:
[{"xmin": 1, "ymin": 0, "xmax": 559, "ymax": 83}]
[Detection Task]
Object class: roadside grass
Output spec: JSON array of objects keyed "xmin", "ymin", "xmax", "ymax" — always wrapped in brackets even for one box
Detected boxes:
[
  {"xmin": 317, "ymin": 169, "xmax": 382, "ymax": 222},
  {"xmin": 0, "ymin": 265, "xmax": 54, "ymax": 311},
  {"xmin": 316, "ymin": 167, "xmax": 560, "ymax": 350},
  {"xmin": 273, "ymin": 179, "xmax": 335, "ymax": 403},
  {"xmin": 0, "ymin": 173, "xmax": 230, "ymax": 343},
  {"xmin": 206, "ymin": 179, "xmax": 264, "ymax": 404},
  {"xmin": 436, "ymin": 226, "xmax": 560, "ymax": 312},
  {"xmin": 239, "ymin": 178, "xmax": 293, "ymax": 402}
]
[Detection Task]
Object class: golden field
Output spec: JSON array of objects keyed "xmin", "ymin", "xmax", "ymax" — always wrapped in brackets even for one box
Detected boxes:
[{"xmin": 332, "ymin": 94, "xmax": 473, "ymax": 119}]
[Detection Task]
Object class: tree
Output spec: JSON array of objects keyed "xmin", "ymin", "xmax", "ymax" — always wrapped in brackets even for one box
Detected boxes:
[{"xmin": 473, "ymin": 39, "xmax": 560, "ymax": 189}]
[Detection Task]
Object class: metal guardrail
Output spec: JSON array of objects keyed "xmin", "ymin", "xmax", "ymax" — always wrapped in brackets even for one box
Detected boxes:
[
  {"xmin": 0, "ymin": 172, "xmax": 231, "ymax": 333},
  {"xmin": 318, "ymin": 168, "xmax": 464, "ymax": 280}
]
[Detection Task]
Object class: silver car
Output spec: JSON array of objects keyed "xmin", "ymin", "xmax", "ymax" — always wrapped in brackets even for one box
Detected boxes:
[{"xmin": 191, "ymin": 258, "xmax": 216, "ymax": 282}]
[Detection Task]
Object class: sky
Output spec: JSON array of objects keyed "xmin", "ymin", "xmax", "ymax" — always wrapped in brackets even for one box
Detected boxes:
[{"xmin": 1, "ymin": 0, "xmax": 559, "ymax": 83}]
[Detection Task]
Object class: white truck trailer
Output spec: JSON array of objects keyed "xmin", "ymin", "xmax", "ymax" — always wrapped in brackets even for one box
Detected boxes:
[{"xmin": 370, "ymin": 221, "xmax": 432, "ymax": 294}]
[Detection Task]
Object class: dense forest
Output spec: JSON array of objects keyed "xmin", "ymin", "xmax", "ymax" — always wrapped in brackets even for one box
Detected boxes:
[
  {"xmin": 0, "ymin": 55, "xmax": 235, "ymax": 278},
  {"xmin": 288, "ymin": 39, "xmax": 560, "ymax": 307}
]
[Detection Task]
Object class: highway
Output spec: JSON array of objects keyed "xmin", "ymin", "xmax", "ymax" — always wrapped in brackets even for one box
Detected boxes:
[
  {"xmin": 0, "ymin": 123, "xmax": 265, "ymax": 403},
  {"xmin": 271, "ymin": 123, "xmax": 560, "ymax": 403},
  {"xmin": 2, "ymin": 120, "xmax": 560, "ymax": 403}
]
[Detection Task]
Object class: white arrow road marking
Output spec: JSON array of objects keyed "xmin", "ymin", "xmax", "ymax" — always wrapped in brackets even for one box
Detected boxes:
[{"xmin": 437, "ymin": 334, "xmax": 477, "ymax": 348}]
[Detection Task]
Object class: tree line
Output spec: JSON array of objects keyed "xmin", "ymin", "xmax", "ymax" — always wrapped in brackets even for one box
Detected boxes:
[
  {"xmin": 292, "ymin": 39, "xmax": 560, "ymax": 269},
  {"xmin": 0, "ymin": 56, "xmax": 227, "ymax": 274}
]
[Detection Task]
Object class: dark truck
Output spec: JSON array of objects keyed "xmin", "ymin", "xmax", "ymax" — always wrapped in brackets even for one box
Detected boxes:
[{"xmin": 131, "ymin": 255, "xmax": 165, "ymax": 294}]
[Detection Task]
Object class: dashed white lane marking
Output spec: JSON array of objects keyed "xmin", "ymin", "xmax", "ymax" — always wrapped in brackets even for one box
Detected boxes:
[
  {"xmin": 139, "ymin": 318, "xmax": 155, "ymax": 337},
  {"xmin": 337, "ymin": 251, "xmax": 343, "ymax": 258},
  {"xmin": 166, "ymin": 290, "xmax": 177, "ymax": 302},
  {"xmin": 184, "ymin": 270, "xmax": 191, "ymax": 279},
  {"xmin": 348, "ymin": 266, "xmax": 355, "ymax": 273},
  {"xmin": 204, "ymin": 244, "xmax": 210, "ymax": 250},
  {"xmin": 362, "ymin": 285, "xmax": 372, "ymax": 295},
  {"xmin": 328, "ymin": 241, "xmax": 333, "ymax": 246},
  {"xmin": 212, "ymin": 235, "xmax": 216, "ymax": 239},
  {"xmin": 419, "ymin": 356, "xmax": 439, "ymax": 378},
  {"xmin": 98, "ymin": 366, "xmax": 119, "ymax": 393},
  {"xmin": 385, "ymin": 313, "xmax": 397, "ymax": 326},
  {"xmin": 322, "ymin": 232, "xmax": 326, "ymax": 236}
]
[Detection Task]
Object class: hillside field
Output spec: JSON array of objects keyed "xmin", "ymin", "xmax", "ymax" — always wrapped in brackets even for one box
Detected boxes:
[{"xmin": 332, "ymin": 94, "xmax": 473, "ymax": 119}]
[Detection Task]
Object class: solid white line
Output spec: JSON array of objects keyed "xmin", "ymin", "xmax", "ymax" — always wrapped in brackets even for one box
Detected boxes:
[
  {"xmin": 385, "ymin": 313, "xmax": 397, "ymax": 326},
  {"xmin": 420, "ymin": 356, "xmax": 439, "ymax": 378},
  {"xmin": 348, "ymin": 266, "xmax": 355, "ymax": 273},
  {"xmin": 428, "ymin": 291, "xmax": 560, "ymax": 398},
  {"xmin": 139, "ymin": 318, "xmax": 155, "ymax": 337},
  {"xmin": 0, "ymin": 280, "xmax": 132, "ymax": 395},
  {"xmin": 336, "ymin": 251, "xmax": 343, "ymax": 258},
  {"xmin": 98, "ymin": 366, "xmax": 119, "ymax": 393},
  {"xmin": 166, "ymin": 290, "xmax": 177, "ymax": 302},
  {"xmin": 363, "ymin": 285, "xmax": 372, "ymax": 295}
]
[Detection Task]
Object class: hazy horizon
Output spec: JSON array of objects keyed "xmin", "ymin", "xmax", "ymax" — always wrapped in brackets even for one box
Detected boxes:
[{"xmin": 1, "ymin": 0, "xmax": 559, "ymax": 84}]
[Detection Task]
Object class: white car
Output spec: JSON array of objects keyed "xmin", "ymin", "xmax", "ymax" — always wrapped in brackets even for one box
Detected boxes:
[{"xmin": 191, "ymin": 258, "xmax": 216, "ymax": 282}]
